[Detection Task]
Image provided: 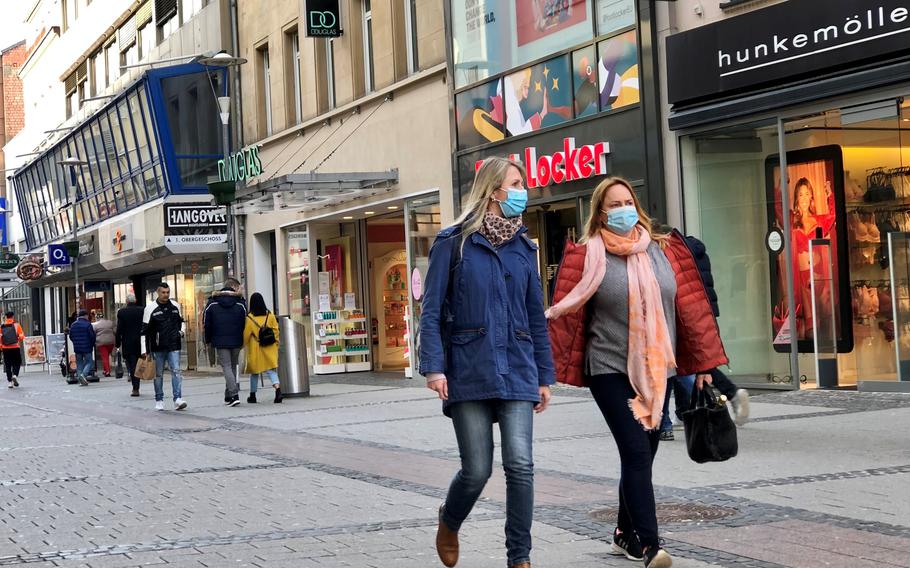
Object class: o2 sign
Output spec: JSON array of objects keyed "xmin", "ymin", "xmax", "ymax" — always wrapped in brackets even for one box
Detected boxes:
[{"xmin": 306, "ymin": 0, "xmax": 342, "ymax": 37}]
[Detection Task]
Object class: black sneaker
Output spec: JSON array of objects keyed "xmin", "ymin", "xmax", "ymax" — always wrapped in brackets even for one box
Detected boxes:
[
  {"xmin": 247, "ymin": 393, "xmax": 257, "ymax": 404},
  {"xmin": 229, "ymin": 396, "xmax": 241, "ymax": 407},
  {"xmin": 12, "ymin": 377, "xmax": 19, "ymax": 387},
  {"xmin": 659, "ymin": 430, "xmax": 674, "ymax": 441},
  {"xmin": 643, "ymin": 547, "xmax": 672, "ymax": 568},
  {"xmin": 611, "ymin": 528, "xmax": 643, "ymax": 561}
]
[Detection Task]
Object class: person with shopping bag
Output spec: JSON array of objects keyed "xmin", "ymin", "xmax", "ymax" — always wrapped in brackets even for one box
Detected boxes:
[
  {"xmin": 546, "ymin": 176, "xmax": 728, "ymax": 568},
  {"xmin": 243, "ymin": 293, "xmax": 282, "ymax": 404},
  {"xmin": 116, "ymin": 294, "xmax": 145, "ymax": 396}
]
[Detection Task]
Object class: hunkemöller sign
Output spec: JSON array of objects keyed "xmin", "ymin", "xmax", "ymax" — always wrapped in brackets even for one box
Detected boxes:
[
  {"xmin": 475, "ymin": 137, "xmax": 611, "ymax": 189},
  {"xmin": 666, "ymin": 0, "xmax": 910, "ymax": 105}
]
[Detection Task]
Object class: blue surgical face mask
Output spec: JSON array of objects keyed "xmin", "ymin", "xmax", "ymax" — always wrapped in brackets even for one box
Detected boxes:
[
  {"xmin": 603, "ymin": 205, "xmax": 639, "ymax": 235},
  {"xmin": 494, "ymin": 187, "xmax": 528, "ymax": 218}
]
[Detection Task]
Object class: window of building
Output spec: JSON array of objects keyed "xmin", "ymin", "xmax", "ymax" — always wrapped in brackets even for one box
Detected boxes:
[
  {"xmin": 181, "ymin": 0, "xmax": 203, "ymax": 23},
  {"xmin": 105, "ymin": 42, "xmax": 119, "ymax": 84},
  {"xmin": 285, "ymin": 30, "xmax": 302, "ymax": 125},
  {"xmin": 62, "ymin": 0, "xmax": 77, "ymax": 32},
  {"xmin": 362, "ymin": 0, "xmax": 374, "ymax": 93},
  {"xmin": 90, "ymin": 52, "xmax": 104, "ymax": 97},
  {"xmin": 156, "ymin": 0, "xmax": 179, "ymax": 41},
  {"xmin": 258, "ymin": 46, "xmax": 273, "ymax": 137},
  {"xmin": 120, "ymin": 42, "xmax": 139, "ymax": 70},
  {"xmin": 139, "ymin": 23, "xmax": 155, "ymax": 60},
  {"xmin": 404, "ymin": 0, "xmax": 419, "ymax": 74}
]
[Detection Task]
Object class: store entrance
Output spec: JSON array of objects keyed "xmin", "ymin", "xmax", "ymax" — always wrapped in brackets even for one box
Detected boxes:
[
  {"xmin": 525, "ymin": 200, "xmax": 583, "ymax": 308},
  {"xmin": 366, "ymin": 215, "xmax": 409, "ymax": 371}
]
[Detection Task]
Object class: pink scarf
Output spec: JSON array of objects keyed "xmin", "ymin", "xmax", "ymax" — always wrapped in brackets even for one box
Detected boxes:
[{"xmin": 546, "ymin": 227, "xmax": 676, "ymax": 430}]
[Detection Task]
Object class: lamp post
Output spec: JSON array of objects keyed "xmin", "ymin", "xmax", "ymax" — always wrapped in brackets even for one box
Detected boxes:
[
  {"xmin": 196, "ymin": 51, "xmax": 247, "ymax": 276},
  {"xmin": 58, "ymin": 157, "xmax": 88, "ymax": 313}
]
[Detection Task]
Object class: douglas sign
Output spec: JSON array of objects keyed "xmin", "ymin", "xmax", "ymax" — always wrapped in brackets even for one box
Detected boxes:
[{"xmin": 475, "ymin": 138, "xmax": 611, "ymax": 189}]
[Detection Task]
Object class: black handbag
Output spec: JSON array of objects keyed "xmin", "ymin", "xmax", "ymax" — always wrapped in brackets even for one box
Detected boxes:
[
  {"xmin": 681, "ymin": 386, "xmax": 738, "ymax": 463},
  {"xmin": 115, "ymin": 350, "xmax": 124, "ymax": 379}
]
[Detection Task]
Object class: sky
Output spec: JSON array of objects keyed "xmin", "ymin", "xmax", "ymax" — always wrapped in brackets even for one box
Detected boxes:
[{"xmin": 0, "ymin": 0, "xmax": 32, "ymax": 52}]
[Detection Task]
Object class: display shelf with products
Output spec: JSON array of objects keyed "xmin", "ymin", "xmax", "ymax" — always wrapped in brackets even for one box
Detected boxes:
[
  {"xmin": 313, "ymin": 309, "xmax": 371, "ymax": 373},
  {"xmin": 377, "ymin": 262, "xmax": 409, "ymax": 370}
]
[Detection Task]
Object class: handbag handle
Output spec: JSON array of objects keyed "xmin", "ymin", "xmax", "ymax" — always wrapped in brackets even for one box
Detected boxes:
[{"xmin": 688, "ymin": 383, "xmax": 719, "ymax": 411}]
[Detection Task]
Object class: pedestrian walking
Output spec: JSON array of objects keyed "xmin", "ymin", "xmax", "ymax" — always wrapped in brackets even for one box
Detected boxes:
[
  {"xmin": 546, "ymin": 177, "xmax": 729, "ymax": 568},
  {"xmin": 142, "ymin": 282, "xmax": 187, "ymax": 411},
  {"xmin": 92, "ymin": 312, "xmax": 116, "ymax": 377},
  {"xmin": 203, "ymin": 280, "xmax": 246, "ymax": 407},
  {"xmin": 116, "ymin": 294, "xmax": 145, "ymax": 397},
  {"xmin": 419, "ymin": 156, "xmax": 555, "ymax": 568},
  {"xmin": 659, "ymin": 375, "xmax": 695, "ymax": 441},
  {"xmin": 243, "ymin": 293, "xmax": 282, "ymax": 404},
  {"xmin": 2, "ymin": 311, "xmax": 25, "ymax": 388},
  {"xmin": 69, "ymin": 310, "xmax": 96, "ymax": 387}
]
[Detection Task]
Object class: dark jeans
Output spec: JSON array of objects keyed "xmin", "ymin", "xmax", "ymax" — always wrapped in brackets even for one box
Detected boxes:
[
  {"xmin": 661, "ymin": 375, "xmax": 695, "ymax": 432},
  {"xmin": 443, "ymin": 399, "xmax": 535, "ymax": 565},
  {"xmin": 710, "ymin": 368, "xmax": 738, "ymax": 399},
  {"xmin": 123, "ymin": 351, "xmax": 140, "ymax": 391},
  {"xmin": 3, "ymin": 348, "xmax": 22, "ymax": 381},
  {"xmin": 589, "ymin": 374, "xmax": 661, "ymax": 548}
]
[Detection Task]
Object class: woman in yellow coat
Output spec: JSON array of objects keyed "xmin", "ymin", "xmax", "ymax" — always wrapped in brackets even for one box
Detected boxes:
[{"xmin": 244, "ymin": 293, "xmax": 282, "ymax": 403}]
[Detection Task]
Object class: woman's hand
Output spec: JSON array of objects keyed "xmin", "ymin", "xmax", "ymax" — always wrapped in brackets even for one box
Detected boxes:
[
  {"xmin": 695, "ymin": 373, "xmax": 713, "ymax": 391},
  {"xmin": 426, "ymin": 373, "xmax": 448, "ymax": 400},
  {"xmin": 535, "ymin": 386, "xmax": 552, "ymax": 413}
]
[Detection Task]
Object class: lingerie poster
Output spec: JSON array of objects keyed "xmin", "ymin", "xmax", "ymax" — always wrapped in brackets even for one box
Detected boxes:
[{"xmin": 765, "ymin": 145, "xmax": 853, "ymax": 353}]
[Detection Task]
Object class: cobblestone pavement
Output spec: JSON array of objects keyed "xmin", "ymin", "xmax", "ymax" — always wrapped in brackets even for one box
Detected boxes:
[{"xmin": 1, "ymin": 370, "xmax": 908, "ymax": 567}]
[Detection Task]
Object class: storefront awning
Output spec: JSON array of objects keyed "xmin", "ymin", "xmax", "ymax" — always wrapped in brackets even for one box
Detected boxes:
[{"xmin": 232, "ymin": 170, "xmax": 399, "ymax": 215}]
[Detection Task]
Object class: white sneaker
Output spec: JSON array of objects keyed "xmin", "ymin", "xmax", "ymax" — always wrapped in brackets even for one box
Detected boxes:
[
  {"xmin": 174, "ymin": 398, "xmax": 187, "ymax": 411},
  {"xmin": 155, "ymin": 401, "xmax": 165, "ymax": 411},
  {"xmin": 732, "ymin": 389, "xmax": 750, "ymax": 426}
]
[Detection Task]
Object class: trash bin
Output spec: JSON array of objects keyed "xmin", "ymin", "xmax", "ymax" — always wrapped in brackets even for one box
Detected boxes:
[{"xmin": 277, "ymin": 315, "xmax": 310, "ymax": 397}]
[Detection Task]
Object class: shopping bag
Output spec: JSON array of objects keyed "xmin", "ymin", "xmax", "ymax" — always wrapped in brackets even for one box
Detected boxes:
[
  {"xmin": 681, "ymin": 386, "xmax": 738, "ymax": 463},
  {"xmin": 135, "ymin": 354, "xmax": 157, "ymax": 381},
  {"xmin": 115, "ymin": 350, "xmax": 124, "ymax": 379}
]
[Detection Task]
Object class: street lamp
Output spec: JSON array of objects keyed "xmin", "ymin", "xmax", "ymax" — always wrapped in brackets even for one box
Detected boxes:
[
  {"xmin": 58, "ymin": 157, "xmax": 88, "ymax": 313},
  {"xmin": 196, "ymin": 51, "xmax": 247, "ymax": 276}
]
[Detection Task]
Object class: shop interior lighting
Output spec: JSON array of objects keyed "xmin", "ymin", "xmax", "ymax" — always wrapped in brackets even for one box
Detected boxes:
[
  {"xmin": 365, "ymin": 211, "xmax": 375, "ymax": 215},
  {"xmin": 387, "ymin": 206, "xmax": 398, "ymax": 210},
  {"xmin": 343, "ymin": 216, "xmax": 353, "ymax": 220}
]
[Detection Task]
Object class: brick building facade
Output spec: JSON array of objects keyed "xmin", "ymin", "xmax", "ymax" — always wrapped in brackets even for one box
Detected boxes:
[{"xmin": 0, "ymin": 41, "xmax": 26, "ymax": 201}]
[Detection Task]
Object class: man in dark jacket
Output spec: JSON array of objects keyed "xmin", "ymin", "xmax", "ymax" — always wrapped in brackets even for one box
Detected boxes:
[
  {"xmin": 116, "ymin": 293, "xmax": 145, "ymax": 397},
  {"xmin": 142, "ymin": 282, "xmax": 187, "ymax": 411},
  {"xmin": 68, "ymin": 310, "xmax": 95, "ymax": 386},
  {"xmin": 203, "ymin": 280, "xmax": 247, "ymax": 407}
]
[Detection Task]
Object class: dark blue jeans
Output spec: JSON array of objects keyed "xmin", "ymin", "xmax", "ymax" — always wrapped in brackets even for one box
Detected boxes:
[
  {"xmin": 660, "ymin": 375, "xmax": 695, "ymax": 433},
  {"xmin": 443, "ymin": 399, "xmax": 535, "ymax": 566},
  {"xmin": 589, "ymin": 374, "xmax": 662, "ymax": 549}
]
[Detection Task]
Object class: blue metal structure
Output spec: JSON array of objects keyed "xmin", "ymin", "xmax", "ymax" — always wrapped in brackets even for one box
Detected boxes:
[{"xmin": 10, "ymin": 63, "xmax": 228, "ymax": 251}]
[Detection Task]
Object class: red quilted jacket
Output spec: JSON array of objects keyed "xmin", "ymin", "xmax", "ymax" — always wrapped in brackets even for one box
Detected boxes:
[{"xmin": 547, "ymin": 230, "xmax": 729, "ymax": 387}]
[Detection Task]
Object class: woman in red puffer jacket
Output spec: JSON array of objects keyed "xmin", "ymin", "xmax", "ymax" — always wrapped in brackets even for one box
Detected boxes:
[{"xmin": 545, "ymin": 176, "xmax": 727, "ymax": 568}]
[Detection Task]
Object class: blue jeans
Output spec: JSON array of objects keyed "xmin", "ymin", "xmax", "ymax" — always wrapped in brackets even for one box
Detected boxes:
[
  {"xmin": 152, "ymin": 351, "xmax": 183, "ymax": 402},
  {"xmin": 75, "ymin": 352, "xmax": 94, "ymax": 378},
  {"xmin": 443, "ymin": 400, "xmax": 535, "ymax": 566},
  {"xmin": 661, "ymin": 374, "xmax": 695, "ymax": 433},
  {"xmin": 250, "ymin": 369, "xmax": 279, "ymax": 393}
]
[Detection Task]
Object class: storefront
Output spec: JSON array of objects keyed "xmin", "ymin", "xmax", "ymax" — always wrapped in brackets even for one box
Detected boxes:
[
  {"xmin": 450, "ymin": 0, "xmax": 664, "ymax": 307},
  {"xmin": 666, "ymin": 0, "xmax": 910, "ymax": 391},
  {"xmin": 10, "ymin": 63, "xmax": 233, "ymax": 370}
]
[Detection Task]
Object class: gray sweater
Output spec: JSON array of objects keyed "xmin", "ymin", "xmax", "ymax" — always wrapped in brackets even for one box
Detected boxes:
[{"xmin": 585, "ymin": 243, "xmax": 677, "ymax": 377}]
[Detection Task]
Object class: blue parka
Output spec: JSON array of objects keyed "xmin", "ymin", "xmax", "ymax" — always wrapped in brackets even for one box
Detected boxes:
[
  {"xmin": 69, "ymin": 317, "xmax": 96, "ymax": 355},
  {"xmin": 418, "ymin": 225, "xmax": 555, "ymax": 415}
]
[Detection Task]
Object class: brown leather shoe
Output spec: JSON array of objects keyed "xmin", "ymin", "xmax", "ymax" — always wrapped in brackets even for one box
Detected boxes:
[{"xmin": 436, "ymin": 505, "xmax": 459, "ymax": 567}]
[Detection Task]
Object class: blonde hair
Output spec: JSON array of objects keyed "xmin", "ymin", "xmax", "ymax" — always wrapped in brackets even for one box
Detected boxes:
[
  {"xmin": 580, "ymin": 176, "xmax": 668, "ymax": 245},
  {"xmin": 451, "ymin": 156, "xmax": 526, "ymax": 250}
]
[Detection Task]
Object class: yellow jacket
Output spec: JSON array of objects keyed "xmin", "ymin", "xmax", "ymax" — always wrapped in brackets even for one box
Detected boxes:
[{"xmin": 243, "ymin": 312, "xmax": 280, "ymax": 374}]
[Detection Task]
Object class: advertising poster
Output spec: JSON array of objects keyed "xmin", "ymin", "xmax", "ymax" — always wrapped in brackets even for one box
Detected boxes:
[
  {"xmin": 572, "ymin": 45, "xmax": 599, "ymax": 118},
  {"xmin": 23, "ymin": 336, "xmax": 47, "ymax": 365},
  {"xmin": 765, "ymin": 146, "xmax": 852, "ymax": 353},
  {"xmin": 324, "ymin": 243, "xmax": 345, "ymax": 308},
  {"xmin": 598, "ymin": 29, "xmax": 640, "ymax": 111},
  {"xmin": 503, "ymin": 54, "xmax": 573, "ymax": 136},
  {"xmin": 451, "ymin": 0, "xmax": 593, "ymax": 88},
  {"xmin": 515, "ymin": 0, "xmax": 588, "ymax": 46},
  {"xmin": 455, "ymin": 79, "xmax": 505, "ymax": 150}
]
